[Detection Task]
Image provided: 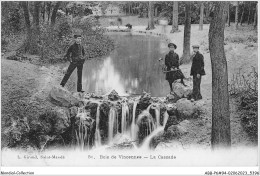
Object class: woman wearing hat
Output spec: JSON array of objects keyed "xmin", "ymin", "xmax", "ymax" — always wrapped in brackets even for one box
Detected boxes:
[
  {"xmin": 60, "ymin": 34, "xmax": 86, "ymax": 93},
  {"xmin": 165, "ymin": 43, "xmax": 186, "ymax": 93},
  {"xmin": 188, "ymin": 44, "xmax": 205, "ymax": 101}
]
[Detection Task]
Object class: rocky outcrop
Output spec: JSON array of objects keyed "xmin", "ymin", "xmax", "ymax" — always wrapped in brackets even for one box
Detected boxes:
[
  {"xmin": 176, "ymin": 98, "xmax": 196, "ymax": 119},
  {"xmin": 49, "ymin": 86, "xmax": 81, "ymax": 107},
  {"xmin": 172, "ymin": 82, "xmax": 192, "ymax": 98},
  {"xmin": 7, "ymin": 85, "xmax": 205, "ymax": 151},
  {"xmin": 108, "ymin": 89, "xmax": 120, "ymax": 101}
]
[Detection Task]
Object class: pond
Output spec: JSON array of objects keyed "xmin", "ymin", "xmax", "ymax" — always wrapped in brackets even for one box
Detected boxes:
[{"xmin": 82, "ymin": 33, "xmax": 171, "ymax": 97}]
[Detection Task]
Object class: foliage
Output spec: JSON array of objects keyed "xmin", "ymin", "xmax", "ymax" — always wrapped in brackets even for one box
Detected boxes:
[
  {"xmin": 72, "ymin": 16, "xmax": 115, "ymax": 59},
  {"xmin": 229, "ymin": 67, "xmax": 258, "ymax": 142},
  {"xmin": 225, "ymin": 34, "xmax": 258, "ymax": 44},
  {"xmin": 38, "ymin": 15, "xmax": 115, "ymax": 64},
  {"xmin": 39, "ymin": 17, "xmax": 72, "ymax": 64}
]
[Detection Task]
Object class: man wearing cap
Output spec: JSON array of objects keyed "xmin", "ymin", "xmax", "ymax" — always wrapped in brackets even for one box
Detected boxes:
[
  {"xmin": 60, "ymin": 34, "xmax": 86, "ymax": 93},
  {"xmin": 165, "ymin": 43, "xmax": 186, "ymax": 93},
  {"xmin": 189, "ymin": 44, "xmax": 205, "ymax": 101}
]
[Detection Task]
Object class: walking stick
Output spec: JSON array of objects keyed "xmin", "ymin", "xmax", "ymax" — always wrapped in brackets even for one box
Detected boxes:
[{"xmin": 158, "ymin": 58, "xmax": 180, "ymax": 73}]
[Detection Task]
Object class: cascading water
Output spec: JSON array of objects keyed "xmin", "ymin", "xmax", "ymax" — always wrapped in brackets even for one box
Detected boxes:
[
  {"xmin": 121, "ymin": 103, "xmax": 130, "ymax": 134},
  {"xmin": 131, "ymin": 101, "xmax": 138, "ymax": 140},
  {"xmin": 135, "ymin": 105, "xmax": 156, "ymax": 140},
  {"xmin": 95, "ymin": 104, "xmax": 101, "ymax": 147},
  {"xmin": 108, "ymin": 107, "xmax": 118, "ymax": 144},
  {"xmin": 154, "ymin": 106, "xmax": 160, "ymax": 128},
  {"xmin": 163, "ymin": 111, "xmax": 169, "ymax": 127},
  {"xmin": 141, "ymin": 111, "xmax": 169, "ymax": 149}
]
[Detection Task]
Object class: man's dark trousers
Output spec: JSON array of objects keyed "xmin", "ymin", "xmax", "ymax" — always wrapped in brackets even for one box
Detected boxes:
[
  {"xmin": 192, "ymin": 75, "xmax": 202, "ymax": 100},
  {"xmin": 60, "ymin": 60, "xmax": 84, "ymax": 92}
]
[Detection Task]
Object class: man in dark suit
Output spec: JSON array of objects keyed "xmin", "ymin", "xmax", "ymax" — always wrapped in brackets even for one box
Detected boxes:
[
  {"xmin": 60, "ymin": 34, "xmax": 86, "ymax": 93},
  {"xmin": 188, "ymin": 45, "xmax": 205, "ymax": 101}
]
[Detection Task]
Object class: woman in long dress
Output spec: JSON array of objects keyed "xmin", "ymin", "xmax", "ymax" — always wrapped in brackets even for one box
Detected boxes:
[{"xmin": 165, "ymin": 43, "xmax": 186, "ymax": 92}]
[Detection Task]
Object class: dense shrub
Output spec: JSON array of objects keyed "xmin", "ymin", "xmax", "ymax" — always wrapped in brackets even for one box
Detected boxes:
[
  {"xmin": 39, "ymin": 15, "xmax": 114, "ymax": 64},
  {"xmin": 72, "ymin": 16, "xmax": 115, "ymax": 59},
  {"xmin": 229, "ymin": 67, "xmax": 258, "ymax": 142}
]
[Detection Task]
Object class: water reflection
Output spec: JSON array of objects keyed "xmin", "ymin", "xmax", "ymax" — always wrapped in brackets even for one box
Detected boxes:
[{"xmin": 82, "ymin": 33, "xmax": 171, "ymax": 97}]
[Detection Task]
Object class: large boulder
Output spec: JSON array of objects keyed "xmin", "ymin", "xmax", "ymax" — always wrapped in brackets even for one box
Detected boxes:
[
  {"xmin": 138, "ymin": 91, "xmax": 152, "ymax": 109},
  {"xmin": 108, "ymin": 90, "xmax": 120, "ymax": 101},
  {"xmin": 50, "ymin": 86, "xmax": 81, "ymax": 107},
  {"xmin": 164, "ymin": 124, "xmax": 187, "ymax": 140},
  {"xmin": 172, "ymin": 82, "xmax": 192, "ymax": 98},
  {"xmin": 166, "ymin": 93, "xmax": 179, "ymax": 103},
  {"xmin": 176, "ymin": 98, "xmax": 196, "ymax": 119}
]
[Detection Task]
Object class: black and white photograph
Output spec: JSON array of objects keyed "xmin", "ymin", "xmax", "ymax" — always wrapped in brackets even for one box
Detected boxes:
[{"xmin": 1, "ymin": 1, "xmax": 259, "ymax": 175}]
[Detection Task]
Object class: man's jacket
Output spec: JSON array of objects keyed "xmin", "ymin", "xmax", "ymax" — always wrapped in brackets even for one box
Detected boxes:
[
  {"xmin": 65, "ymin": 42, "xmax": 85, "ymax": 62},
  {"xmin": 190, "ymin": 51, "xmax": 206, "ymax": 76}
]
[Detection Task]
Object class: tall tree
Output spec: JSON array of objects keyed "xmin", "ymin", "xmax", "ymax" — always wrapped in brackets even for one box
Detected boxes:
[
  {"xmin": 182, "ymin": 1, "xmax": 191, "ymax": 63},
  {"xmin": 21, "ymin": 2, "xmax": 31, "ymax": 32},
  {"xmin": 147, "ymin": 1, "xmax": 155, "ymax": 30},
  {"xmin": 227, "ymin": 3, "xmax": 230, "ymax": 26},
  {"xmin": 209, "ymin": 2, "xmax": 231, "ymax": 149},
  {"xmin": 240, "ymin": 2, "xmax": 245, "ymax": 25},
  {"xmin": 247, "ymin": 2, "xmax": 252, "ymax": 25},
  {"xmin": 235, "ymin": 1, "xmax": 239, "ymax": 29},
  {"xmin": 51, "ymin": 1, "xmax": 61, "ymax": 26},
  {"xmin": 33, "ymin": 1, "xmax": 41, "ymax": 32},
  {"xmin": 254, "ymin": 2, "xmax": 258, "ymax": 29},
  {"xmin": 199, "ymin": 2, "xmax": 204, "ymax": 30},
  {"xmin": 170, "ymin": 1, "xmax": 179, "ymax": 33},
  {"xmin": 42, "ymin": 2, "xmax": 46, "ymax": 21},
  {"xmin": 47, "ymin": 2, "xmax": 52, "ymax": 23}
]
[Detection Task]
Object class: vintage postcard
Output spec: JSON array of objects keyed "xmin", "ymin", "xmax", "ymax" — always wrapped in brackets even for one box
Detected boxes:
[{"xmin": 1, "ymin": 1, "xmax": 259, "ymax": 175}]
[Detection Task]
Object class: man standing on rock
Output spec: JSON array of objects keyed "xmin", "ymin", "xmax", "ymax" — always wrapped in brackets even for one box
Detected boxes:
[
  {"xmin": 188, "ymin": 45, "xmax": 205, "ymax": 101},
  {"xmin": 60, "ymin": 34, "xmax": 86, "ymax": 93},
  {"xmin": 164, "ymin": 43, "xmax": 186, "ymax": 93}
]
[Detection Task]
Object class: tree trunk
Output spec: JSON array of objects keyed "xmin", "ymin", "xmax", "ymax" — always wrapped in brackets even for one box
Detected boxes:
[
  {"xmin": 155, "ymin": 6, "xmax": 158, "ymax": 17},
  {"xmin": 47, "ymin": 2, "xmax": 51, "ymax": 23},
  {"xmin": 42, "ymin": 2, "xmax": 45, "ymax": 21},
  {"xmin": 247, "ymin": 2, "xmax": 251, "ymax": 25},
  {"xmin": 254, "ymin": 3, "xmax": 258, "ymax": 29},
  {"xmin": 199, "ymin": 2, "xmax": 204, "ymax": 30},
  {"xmin": 227, "ymin": 3, "xmax": 230, "ymax": 26},
  {"xmin": 171, "ymin": 1, "xmax": 179, "ymax": 33},
  {"xmin": 51, "ymin": 1, "xmax": 61, "ymax": 26},
  {"xmin": 21, "ymin": 2, "xmax": 31, "ymax": 31},
  {"xmin": 21, "ymin": 1, "xmax": 38, "ymax": 54},
  {"xmin": 209, "ymin": 2, "xmax": 231, "ymax": 150},
  {"xmin": 240, "ymin": 2, "xmax": 245, "ymax": 25},
  {"xmin": 33, "ymin": 1, "xmax": 41, "ymax": 32},
  {"xmin": 235, "ymin": 1, "xmax": 239, "ymax": 29},
  {"xmin": 182, "ymin": 1, "xmax": 191, "ymax": 63},
  {"xmin": 147, "ymin": 1, "xmax": 155, "ymax": 30}
]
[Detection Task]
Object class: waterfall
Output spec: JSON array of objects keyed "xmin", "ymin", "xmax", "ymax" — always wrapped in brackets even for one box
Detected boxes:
[
  {"xmin": 141, "ymin": 126, "xmax": 164, "ymax": 150},
  {"xmin": 136, "ymin": 108, "xmax": 155, "ymax": 140},
  {"xmin": 154, "ymin": 107, "xmax": 160, "ymax": 128},
  {"xmin": 163, "ymin": 111, "xmax": 169, "ymax": 127},
  {"xmin": 131, "ymin": 101, "xmax": 138, "ymax": 140},
  {"xmin": 121, "ymin": 103, "xmax": 129, "ymax": 134},
  {"xmin": 95, "ymin": 104, "xmax": 101, "ymax": 147},
  {"xmin": 108, "ymin": 107, "xmax": 117, "ymax": 144},
  {"xmin": 141, "ymin": 110, "xmax": 169, "ymax": 150}
]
